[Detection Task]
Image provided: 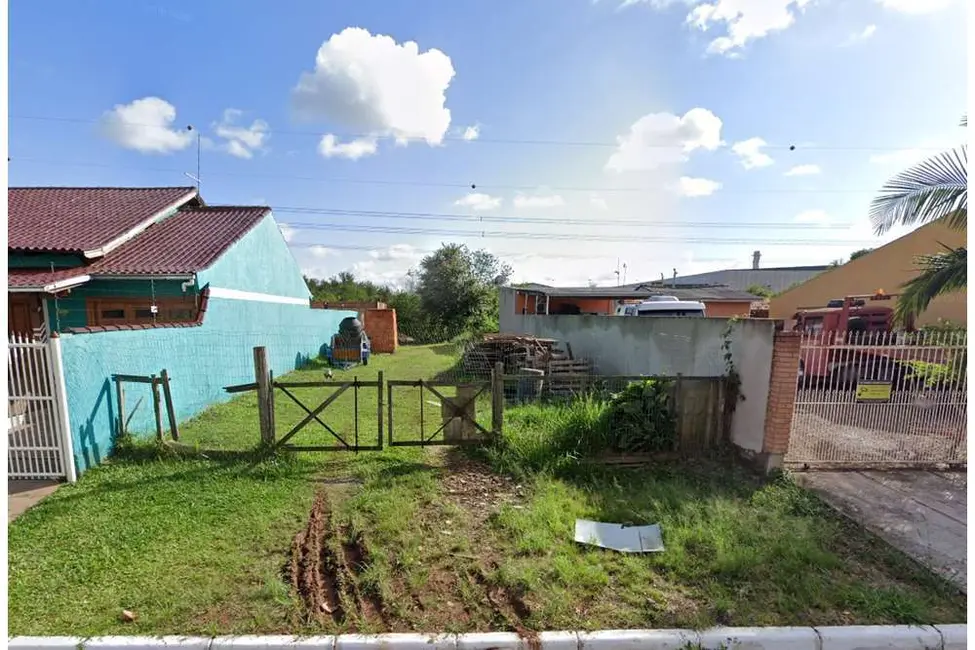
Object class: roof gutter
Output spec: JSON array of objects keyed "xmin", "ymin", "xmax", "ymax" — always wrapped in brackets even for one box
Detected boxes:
[
  {"xmin": 81, "ymin": 189, "xmax": 199, "ymax": 260},
  {"xmin": 93, "ymin": 274, "xmax": 196, "ymax": 281}
]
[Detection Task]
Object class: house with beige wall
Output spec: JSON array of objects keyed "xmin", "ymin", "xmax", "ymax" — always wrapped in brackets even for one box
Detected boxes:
[{"xmin": 769, "ymin": 220, "xmax": 966, "ymax": 327}]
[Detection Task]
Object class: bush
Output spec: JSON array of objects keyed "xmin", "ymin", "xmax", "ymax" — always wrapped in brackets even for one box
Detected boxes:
[{"xmin": 604, "ymin": 379, "xmax": 677, "ymax": 453}]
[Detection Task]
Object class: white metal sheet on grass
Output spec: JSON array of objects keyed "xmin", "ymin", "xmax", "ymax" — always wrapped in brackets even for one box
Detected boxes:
[{"xmin": 574, "ymin": 519, "xmax": 664, "ymax": 553}]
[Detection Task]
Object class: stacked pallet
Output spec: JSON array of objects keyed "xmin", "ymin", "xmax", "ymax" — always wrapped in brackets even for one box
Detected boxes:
[
  {"xmin": 463, "ymin": 334, "xmax": 560, "ymax": 375},
  {"xmin": 546, "ymin": 358, "xmax": 595, "ymax": 397}
]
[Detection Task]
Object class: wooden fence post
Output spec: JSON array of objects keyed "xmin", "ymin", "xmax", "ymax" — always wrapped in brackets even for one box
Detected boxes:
[
  {"xmin": 492, "ymin": 361, "xmax": 504, "ymax": 436},
  {"xmin": 114, "ymin": 376, "xmax": 126, "ymax": 439},
  {"xmin": 160, "ymin": 369, "xmax": 179, "ymax": 441},
  {"xmin": 254, "ymin": 346, "xmax": 274, "ymax": 445},
  {"xmin": 150, "ymin": 374, "xmax": 164, "ymax": 442},
  {"xmin": 377, "ymin": 370, "xmax": 385, "ymax": 450}
]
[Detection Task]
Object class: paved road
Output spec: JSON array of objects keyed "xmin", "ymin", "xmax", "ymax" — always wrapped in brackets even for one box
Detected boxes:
[{"xmin": 798, "ymin": 470, "xmax": 967, "ymax": 592}]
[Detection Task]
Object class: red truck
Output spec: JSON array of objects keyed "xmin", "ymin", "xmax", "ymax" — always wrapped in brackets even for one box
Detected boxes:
[{"xmin": 792, "ymin": 291, "xmax": 922, "ymax": 388}]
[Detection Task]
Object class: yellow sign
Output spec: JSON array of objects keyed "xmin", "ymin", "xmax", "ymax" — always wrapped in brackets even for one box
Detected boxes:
[{"xmin": 856, "ymin": 382, "xmax": 892, "ymax": 402}]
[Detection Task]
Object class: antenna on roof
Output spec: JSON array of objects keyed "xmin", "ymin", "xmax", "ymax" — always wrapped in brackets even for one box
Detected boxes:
[{"xmin": 186, "ymin": 125, "xmax": 200, "ymax": 191}]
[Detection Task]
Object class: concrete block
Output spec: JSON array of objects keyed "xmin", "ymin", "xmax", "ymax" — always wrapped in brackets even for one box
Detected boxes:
[
  {"xmin": 538, "ymin": 631, "xmax": 580, "ymax": 649},
  {"xmin": 578, "ymin": 629, "xmax": 700, "ymax": 649},
  {"xmin": 84, "ymin": 639, "xmax": 212, "ymax": 650},
  {"xmin": 456, "ymin": 633, "xmax": 525, "ymax": 649},
  {"xmin": 935, "ymin": 625, "xmax": 968, "ymax": 650},
  {"xmin": 697, "ymin": 627, "xmax": 819, "ymax": 649},
  {"xmin": 817, "ymin": 625, "xmax": 943, "ymax": 649},
  {"xmin": 9, "ymin": 638, "xmax": 86, "ymax": 650},
  {"xmin": 335, "ymin": 634, "xmax": 456, "ymax": 649},
  {"xmin": 211, "ymin": 637, "xmax": 335, "ymax": 650}
]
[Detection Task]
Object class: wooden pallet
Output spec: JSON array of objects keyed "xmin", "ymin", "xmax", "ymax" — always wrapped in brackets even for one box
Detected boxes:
[{"xmin": 546, "ymin": 359, "xmax": 594, "ymax": 396}]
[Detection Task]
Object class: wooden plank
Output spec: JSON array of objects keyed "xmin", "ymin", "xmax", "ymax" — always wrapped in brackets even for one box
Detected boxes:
[
  {"xmin": 273, "ymin": 384, "xmax": 351, "ymax": 449},
  {"xmin": 386, "ymin": 379, "xmax": 490, "ymax": 388},
  {"xmin": 160, "ymin": 369, "xmax": 179, "ymax": 441},
  {"xmin": 112, "ymin": 374, "xmax": 156, "ymax": 384},
  {"xmin": 151, "ymin": 375, "xmax": 164, "ymax": 442},
  {"xmin": 224, "ymin": 382, "xmax": 258, "ymax": 394},
  {"xmin": 377, "ymin": 370, "xmax": 384, "ymax": 450},
  {"xmin": 492, "ymin": 361, "xmax": 504, "ymax": 436},
  {"xmin": 114, "ymin": 377, "xmax": 126, "ymax": 438},
  {"xmin": 274, "ymin": 380, "xmax": 382, "ymax": 388},
  {"xmin": 282, "ymin": 444, "xmax": 382, "ymax": 452}
]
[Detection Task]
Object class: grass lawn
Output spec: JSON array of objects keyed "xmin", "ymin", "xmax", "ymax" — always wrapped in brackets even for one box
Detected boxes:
[{"xmin": 7, "ymin": 345, "xmax": 966, "ymax": 636}]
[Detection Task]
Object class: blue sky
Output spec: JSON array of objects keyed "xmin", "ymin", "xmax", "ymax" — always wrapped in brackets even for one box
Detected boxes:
[{"xmin": 9, "ymin": 0, "xmax": 968, "ymax": 286}]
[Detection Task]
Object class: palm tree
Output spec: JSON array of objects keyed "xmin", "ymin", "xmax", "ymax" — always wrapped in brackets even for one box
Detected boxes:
[{"xmin": 868, "ymin": 118, "xmax": 967, "ymax": 321}]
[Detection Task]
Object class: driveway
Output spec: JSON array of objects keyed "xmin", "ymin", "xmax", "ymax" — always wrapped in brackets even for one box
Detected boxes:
[
  {"xmin": 798, "ymin": 470, "xmax": 967, "ymax": 592},
  {"xmin": 8, "ymin": 480, "xmax": 60, "ymax": 523}
]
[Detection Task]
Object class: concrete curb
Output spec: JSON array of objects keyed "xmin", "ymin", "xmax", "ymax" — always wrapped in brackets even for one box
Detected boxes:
[{"xmin": 7, "ymin": 625, "xmax": 967, "ymax": 649}]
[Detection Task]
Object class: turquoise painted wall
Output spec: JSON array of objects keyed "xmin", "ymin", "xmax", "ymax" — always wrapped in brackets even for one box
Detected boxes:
[
  {"xmin": 55, "ymin": 210, "xmax": 353, "ymax": 474},
  {"xmin": 45, "ymin": 279, "xmax": 194, "ymax": 330},
  {"xmin": 197, "ymin": 212, "xmax": 310, "ymax": 299}
]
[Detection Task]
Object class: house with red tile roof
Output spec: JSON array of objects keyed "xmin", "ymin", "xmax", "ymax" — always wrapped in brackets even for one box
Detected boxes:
[{"xmin": 8, "ymin": 186, "xmax": 355, "ymax": 479}]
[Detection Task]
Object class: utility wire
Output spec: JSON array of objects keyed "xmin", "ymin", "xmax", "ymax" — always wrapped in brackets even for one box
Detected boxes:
[
  {"xmin": 283, "ymin": 221, "xmax": 875, "ymax": 246},
  {"xmin": 275, "ymin": 207, "xmax": 856, "ymax": 230},
  {"xmin": 12, "ymin": 156, "xmax": 890, "ymax": 194},
  {"xmin": 9, "ymin": 113, "xmax": 947, "ymax": 151}
]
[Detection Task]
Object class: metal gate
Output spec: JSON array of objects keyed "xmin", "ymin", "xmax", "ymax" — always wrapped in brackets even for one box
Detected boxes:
[
  {"xmin": 787, "ymin": 330, "xmax": 967, "ymax": 469},
  {"xmin": 8, "ymin": 332, "xmax": 76, "ymax": 481}
]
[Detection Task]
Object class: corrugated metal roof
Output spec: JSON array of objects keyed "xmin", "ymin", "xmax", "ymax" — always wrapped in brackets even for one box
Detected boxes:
[
  {"xmin": 8, "ymin": 186, "xmax": 199, "ymax": 254},
  {"xmin": 634, "ymin": 267, "xmax": 829, "ymax": 294},
  {"xmin": 512, "ymin": 283, "xmax": 757, "ymax": 302}
]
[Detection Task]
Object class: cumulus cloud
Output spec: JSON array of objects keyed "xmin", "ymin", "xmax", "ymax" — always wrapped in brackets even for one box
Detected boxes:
[
  {"xmin": 877, "ymin": 0, "xmax": 954, "ymax": 13},
  {"xmin": 845, "ymin": 24, "xmax": 877, "ymax": 44},
  {"xmin": 513, "ymin": 193, "xmax": 566, "ymax": 209},
  {"xmin": 784, "ymin": 164, "xmax": 821, "ymax": 176},
  {"xmin": 318, "ymin": 134, "xmax": 379, "ymax": 160},
  {"xmin": 369, "ymin": 244, "xmax": 422, "ymax": 262},
  {"xmin": 605, "ymin": 108, "xmax": 723, "ymax": 173},
  {"xmin": 461, "ymin": 125, "xmax": 480, "ymax": 141},
  {"xmin": 687, "ymin": 0, "xmax": 813, "ymax": 56},
  {"xmin": 100, "ymin": 97, "xmax": 194, "ymax": 154},
  {"xmin": 589, "ymin": 194, "xmax": 609, "ymax": 211},
  {"xmin": 309, "ymin": 245, "xmax": 338, "ymax": 258},
  {"xmin": 678, "ymin": 176, "xmax": 722, "ymax": 197},
  {"xmin": 731, "ymin": 137, "xmax": 774, "ymax": 169},
  {"xmin": 213, "ymin": 109, "xmax": 269, "ymax": 159},
  {"xmin": 292, "ymin": 27, "xmax": 456, "ymax": 154},
  {"xmin": 454, "ymin": 192, "xmax": 502, "ymax": 211},
  {"xmin": 278, "ymin": 223, "xmax": 296, "ymax": 242}
]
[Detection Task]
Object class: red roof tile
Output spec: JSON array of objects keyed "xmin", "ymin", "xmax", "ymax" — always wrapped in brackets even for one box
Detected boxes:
[
  {"xmin": 8, "ymin": 267, "xmax": 92, "ymax": 290},
  {"xmin": 9, "ymin": 186, "xmax": 199, "ymax": 254},
  {"xmin": 85, "ymin": 206, "xmax": 270, "ymax": 275}
]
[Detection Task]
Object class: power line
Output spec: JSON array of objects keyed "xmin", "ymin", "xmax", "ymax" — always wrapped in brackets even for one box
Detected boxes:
[
  {"xmin": 275, "ymin": 206, "xmax": 858, "ymax": 230},
  {"xmin": 10, "ymin": 113, "xmax": 948, "ymax": 151},
  {"xmin": 283, "ymin": 221, "xmax": 875, "ymax": 246},
  {"xmin": 12, "ymin": 156, "xmax": 889, "ymax": 194}
]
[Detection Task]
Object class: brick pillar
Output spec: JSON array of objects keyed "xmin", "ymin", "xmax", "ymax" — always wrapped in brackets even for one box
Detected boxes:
[{"xmin": 760, "ymin": 332, "xmax": 801, "ymax": 468}]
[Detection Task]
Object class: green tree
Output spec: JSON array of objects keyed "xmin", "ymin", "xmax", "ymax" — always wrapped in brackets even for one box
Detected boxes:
[
  {"xmin": 849, "ymin": 248, "xmax": 873, "ymax": 261},
  {"xmin": 746, "ymin": 284, "xmax": 774, "ymax": 299},
  {"xmin": 415, "ymin": 244, "xmax": 512, "ymax": 340},
  {"xmin": 869, "ymin": 118, "xmax": 967, "ymax": 321}
]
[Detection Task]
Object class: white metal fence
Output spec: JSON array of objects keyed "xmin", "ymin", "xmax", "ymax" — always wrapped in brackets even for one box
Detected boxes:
[
  {"xmin": 787, "ymin": 329, "xmax": 967, "ymax": 469},
  {"xmin": 8, "ymin": 331, "xmax": 76, "ymax": 481}
]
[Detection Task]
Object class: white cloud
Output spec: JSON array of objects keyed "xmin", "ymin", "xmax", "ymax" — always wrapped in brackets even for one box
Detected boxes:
[
  {"xmin": 589, "ymin": 193, "xmax": 609, "ymax": 211},
  {"xmin": 877, "ymin": 0, "xmax": 953, "ymax": 13},
  {"xmin": 461, "ymin": 125, "xmax": 480, "ymax": 141},
  {"xmin": 213, "ymin": 108, "xmax": 269, "ymax": 159},
  {"xmin": 292, "ymin": 27, "xmax": 455, "ymax": 148},
  {"xmin": 686, "ymin": 0, "xmax": 813, "ymax": 56},
  {"xmin": 369, "ymin": 244, "xmax": 422, "ymax": 262},
  {"xmin": 847, "ymin": 24, "xmax": 877, "ymax": 43},
  {"xmin": 513, "ymin": 193, "xmax": 566, "ymax": 209},
  {"xmin": 784, "ymin": 163, "xmax": 821, "ymax": 176},
  {"xmin": 309, "ymin": 245, "xmax": 338, "ymax": 258},
  {"xmin": 318, "ymin": 134, "xmax": 379, "ymax": 160},
  {"xmin": 731, "ymin": 137, "xmax": 774, "ymax": 169},
  {"xmin": 678, "ymin": 176, "xmax": 722, "ymax": 197},
  {"xmin": 605, "ymin": 108, "xmax": 723, "ymax": 172},
  {"xmin": 278, "ymin": 223, "xmax": 296, "ymax": 242},
  {"xmin": 454, "ymin": 192, "xmax": 502, "ymax": 211},
  {"xmin": 100, "ymin": 97, "xmax": 194, "ymax": 154},
  {"xmin": 794, "ymin": 209, "xmax": 831, "ymax": 224}
]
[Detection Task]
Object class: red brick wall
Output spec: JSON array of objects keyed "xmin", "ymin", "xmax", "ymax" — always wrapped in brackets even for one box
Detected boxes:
[
  {"xmin": 364, "ymin": 308, "xmax": 398, "ymax": 354},
  {"xmin": 762, "ymin": 332, "xmax": 801, "ymax": 454}
]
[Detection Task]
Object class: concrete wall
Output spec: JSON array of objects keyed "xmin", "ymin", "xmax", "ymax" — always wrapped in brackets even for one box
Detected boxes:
[{"xmin": 500, "ymin": 313, "xmax": 775, "ymax": 452}]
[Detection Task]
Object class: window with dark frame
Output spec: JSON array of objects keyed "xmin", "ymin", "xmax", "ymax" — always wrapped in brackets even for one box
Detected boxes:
[{"xmin": 87, "ymin": 297, "xmax": 198, "ymax": 326}]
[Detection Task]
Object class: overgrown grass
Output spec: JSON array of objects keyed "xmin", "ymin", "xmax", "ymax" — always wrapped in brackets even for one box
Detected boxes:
[{"xmin": 8, "ymin": 346, "xmax": 966, "ymax": 635}]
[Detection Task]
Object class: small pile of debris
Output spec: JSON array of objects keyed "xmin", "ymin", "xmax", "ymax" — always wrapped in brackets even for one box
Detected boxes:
[{"xmin": 462, "ymin": 334, "xmax": 564, "ymax": 375}]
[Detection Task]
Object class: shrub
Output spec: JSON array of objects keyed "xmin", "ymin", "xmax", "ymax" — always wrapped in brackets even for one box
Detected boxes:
[{"xmin": 604, "ymin": 379, "xmax": 678, "ymax": 453}]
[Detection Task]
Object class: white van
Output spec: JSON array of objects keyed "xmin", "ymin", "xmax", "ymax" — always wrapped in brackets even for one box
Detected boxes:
[{"xmin": 617, "ymin": 296, "xmax": 706, "ymax": 318}]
